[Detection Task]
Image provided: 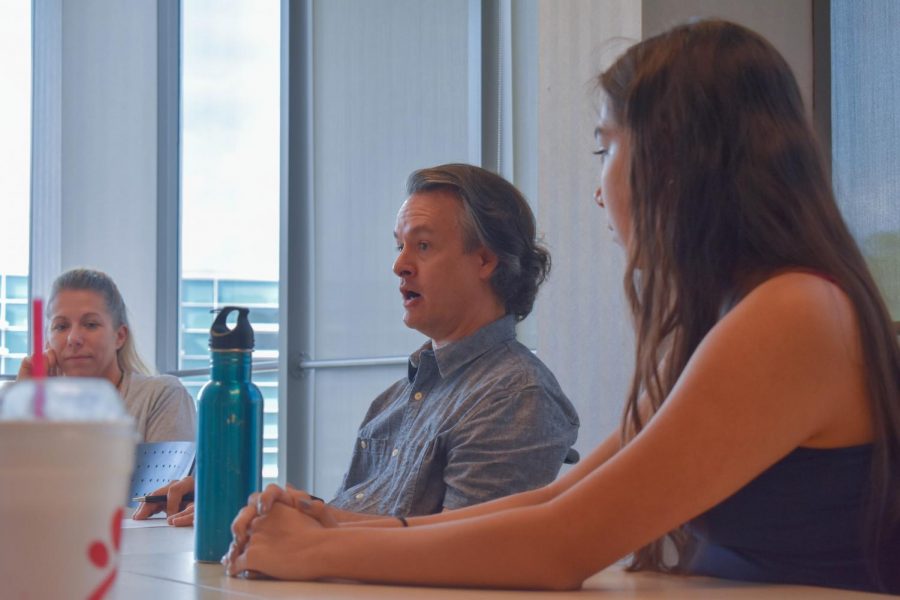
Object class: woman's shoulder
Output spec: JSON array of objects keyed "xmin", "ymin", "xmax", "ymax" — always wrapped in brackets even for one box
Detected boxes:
[
  {"xmin": 125, "ymin": 372, "xmax": 191, "ymax": 397},
  {"xmin": 744, "ymin": 269, "xmax": 846, "ymax": 303},
  {"xmin": 722, "ymin": 270, "xmax": 862, "ymax": 360},
  {"xmin": 714, "ymin": 269, "xmax": 870, "ymax": 445},
  {"xmin": 733, "ymin": 270, "xmax": 858, "ymax": 341}
]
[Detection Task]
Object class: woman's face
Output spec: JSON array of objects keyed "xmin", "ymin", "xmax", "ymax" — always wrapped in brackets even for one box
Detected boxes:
[
  {"xmin": 593, "ymin": 100, "xmax": 633, "ymax": 248},
  {"xmin": 48, "ymin": 289, "xmax": 126, "ymax": 381}
]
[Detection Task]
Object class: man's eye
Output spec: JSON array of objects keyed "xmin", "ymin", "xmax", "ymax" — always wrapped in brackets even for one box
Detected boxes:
[
  {"xmin": 418, "ymin": 242, "xmax": 429, "ymax": 251},
  {"xmin": 592, "ymin": 148, "xmax": 609, "ymax": 157},
  {"xmin": 395, "ymin": 243, "xmax": 404, "ymax": 252},
  {"xmin": 51, "ymin": 324, "xmax": 66, "ymax": 332}
]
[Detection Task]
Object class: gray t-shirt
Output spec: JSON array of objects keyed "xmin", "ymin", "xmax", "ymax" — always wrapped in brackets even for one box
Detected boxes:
[
  {"xmin": 120, "ymin": 372, "xmax": 197, "ymax": 443},
  {"xmin": 330, "ymin": 315, "xmax": 579, "ymax": 516}
]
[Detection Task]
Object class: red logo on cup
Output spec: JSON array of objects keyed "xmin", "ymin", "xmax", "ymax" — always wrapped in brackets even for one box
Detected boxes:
[{"xmin": 86, "ymin": 507, "xmax": 123, "ymax": 600}]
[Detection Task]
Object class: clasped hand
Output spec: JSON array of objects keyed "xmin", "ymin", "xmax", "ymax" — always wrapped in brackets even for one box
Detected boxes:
[{"xmin": 223, "ymin": 483, "xmax": 338, "ymax": 579}]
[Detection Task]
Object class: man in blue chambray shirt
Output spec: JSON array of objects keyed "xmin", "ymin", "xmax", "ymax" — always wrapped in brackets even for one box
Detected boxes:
[
  {"xmin": 134, "ymin": 163, "xmax": 579, "ymax": 525},
  {"xmin": 326, "ymin": 163, "xmax": 579, "ymax": 518}
]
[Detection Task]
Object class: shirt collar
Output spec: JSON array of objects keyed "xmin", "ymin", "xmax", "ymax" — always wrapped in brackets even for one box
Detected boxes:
[{"xmin": 407, "ymin": 315, "xmax": 517, "ymax": 381}]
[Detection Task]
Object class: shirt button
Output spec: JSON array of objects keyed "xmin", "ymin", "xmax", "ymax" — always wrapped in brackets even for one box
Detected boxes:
[
  {"xmin": 360, "ymin": 441, "xmax": 367, "ymax": 449},
  {"xmin": 391, "ymin": 448, "xmax": 399, "ymax": 457},
  {"xmin": 413, "ymin": 392, "xmax": 423, "ymax": 400},
  {"xmin": 355, "ymin": 492, "xmax": 365, "ymax": 500}
]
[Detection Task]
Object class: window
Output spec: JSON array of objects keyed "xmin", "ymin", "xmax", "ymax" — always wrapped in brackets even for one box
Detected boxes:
[
  {"xmin": 831, "ymin": 0, "xmax": 900, "ymax": 319},
  {"xmin": 0, "ymin": 2, "xmax": 32, "ymax": 378},
  {"xmin": 277, "ymin": 0, "xmax": 513, "ymax": 496},
  {"xmin": 180, "ymin": 1, "xmax": 281, "ymax": 484},
  {"xmin": 171, "ymin": 1, "xmax": 533, "ymax": 496}
]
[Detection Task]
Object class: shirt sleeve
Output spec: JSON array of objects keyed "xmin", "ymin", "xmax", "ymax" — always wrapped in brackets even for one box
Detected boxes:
[
  {"xmin": 441, "ymin": 385, "xmax": 578, "ymax": 510},
  {"xmin": 143, "ymin": 376, "xmax": 198, "ymax": 443}
]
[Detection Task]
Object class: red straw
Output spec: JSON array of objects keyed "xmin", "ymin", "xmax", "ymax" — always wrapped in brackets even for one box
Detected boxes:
[
  {"xmin": 32, "ymin": 298, "xmax": 45, "ymax": 378},
  {"xmin": 32, "ymin": 298, "xmax": 46, "ymax": 418}
]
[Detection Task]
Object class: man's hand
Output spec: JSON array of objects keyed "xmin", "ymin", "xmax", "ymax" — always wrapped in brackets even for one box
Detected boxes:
[
  {"xmin": 167, "ymin": 501, "xmax": 195, "ymax": 527},
  {"xmin": 132, "ymin": 475, "xmax": 195, "ymax": 526}
]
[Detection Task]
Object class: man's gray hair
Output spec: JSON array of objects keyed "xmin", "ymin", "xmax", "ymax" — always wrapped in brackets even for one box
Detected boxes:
[{"xmin": 406, "ymin": 164, "xmax": 550, "ymax": 321}]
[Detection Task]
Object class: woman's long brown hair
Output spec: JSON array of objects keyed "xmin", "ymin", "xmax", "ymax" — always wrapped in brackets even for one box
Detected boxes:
[{"xmin": 599, "ymin": 20, "xmax": 900, "ymax": 591}]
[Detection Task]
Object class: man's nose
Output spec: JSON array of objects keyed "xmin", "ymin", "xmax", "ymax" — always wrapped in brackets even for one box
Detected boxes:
[{"xmin": 393, "ymin": 250, "xmax": 414, "ymax": 278}]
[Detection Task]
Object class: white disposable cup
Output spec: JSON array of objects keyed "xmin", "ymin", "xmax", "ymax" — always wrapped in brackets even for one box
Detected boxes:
[{"xmin": 0, "ymin": 396, "xmax": 136, "ymax": 599}]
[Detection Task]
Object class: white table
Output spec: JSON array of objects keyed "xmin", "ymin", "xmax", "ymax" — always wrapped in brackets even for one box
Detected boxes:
[{"xmin": 118, "ymin": 521, "xmax": 890, "ymax": 598}]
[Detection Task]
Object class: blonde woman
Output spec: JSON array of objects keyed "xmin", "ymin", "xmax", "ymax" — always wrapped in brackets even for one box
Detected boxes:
[{"xmin": 18, "ymin": 268, "xmax": 196, "ymax": 442}]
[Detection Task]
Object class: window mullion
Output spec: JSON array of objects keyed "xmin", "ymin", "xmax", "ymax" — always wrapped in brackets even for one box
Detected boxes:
[{"xmin": 156, "ymin": 0, "xmax": 181, "ymax": 374}]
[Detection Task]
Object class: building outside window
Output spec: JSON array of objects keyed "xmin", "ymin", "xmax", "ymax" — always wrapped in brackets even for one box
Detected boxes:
[{"xmin": 0, "ymin": 276, "xmax": 30, "ymax": 377}]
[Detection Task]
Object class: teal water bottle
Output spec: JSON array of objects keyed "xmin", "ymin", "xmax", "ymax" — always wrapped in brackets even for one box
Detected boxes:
[{"xmin": 195, "ymin": 306, "xmax": 263, "ymax": 562}]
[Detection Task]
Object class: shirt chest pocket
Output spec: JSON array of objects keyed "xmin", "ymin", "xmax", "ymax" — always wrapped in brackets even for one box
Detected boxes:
[
  {"xmin": 344, "ymin": 437, "xmax": 393, "ymax": 487},
  {"xmin": 341, "ymin": 435, "xmax": 444, "ymax": 515}
]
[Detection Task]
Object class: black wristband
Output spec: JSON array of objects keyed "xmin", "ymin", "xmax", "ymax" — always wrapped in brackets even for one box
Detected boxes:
[{"xmin": 397, "ymin": 516, "xmax": 409, "ymax": 527}]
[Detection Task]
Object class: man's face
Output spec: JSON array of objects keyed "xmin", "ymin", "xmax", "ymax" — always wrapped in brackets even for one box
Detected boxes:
[{"xmin": 392, "ymin": 190, "xmax": 498, "ymax": 347}]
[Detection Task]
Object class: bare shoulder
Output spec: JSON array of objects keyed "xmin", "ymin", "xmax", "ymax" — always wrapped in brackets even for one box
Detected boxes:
[
  {"xmin": 545, "ymin": 273, "xmax": 873, "ymax": 567},
  {"xmin": 704, "ymin": 270, "xmax": 870, "ymax": 446},
  {"xmin": 726, "ymin": 271, "xmax": 861, "ymax": 361},
  {"xmin": 743, "ymin": 271, "xmax": 850, "ymax": 313}
]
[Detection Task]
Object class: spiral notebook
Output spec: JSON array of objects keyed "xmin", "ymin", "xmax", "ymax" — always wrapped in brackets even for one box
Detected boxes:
[{"xmin": 128, "ymin": 441, "xmax": 195, "ymax": 508}]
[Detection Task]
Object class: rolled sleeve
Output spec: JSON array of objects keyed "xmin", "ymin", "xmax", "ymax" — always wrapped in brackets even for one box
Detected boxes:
[{"xmin": 441, "ymin": 385, "xmax": 577, "ymax": 510}]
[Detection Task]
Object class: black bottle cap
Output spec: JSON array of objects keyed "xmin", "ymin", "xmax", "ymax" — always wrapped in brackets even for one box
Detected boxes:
[{"xmin": 209, "ymin": 306, "xmax": 255, "ymax": 350}]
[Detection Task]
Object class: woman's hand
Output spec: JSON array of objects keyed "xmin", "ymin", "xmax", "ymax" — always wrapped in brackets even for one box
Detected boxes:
[
  {"xmin": 224, "ymin": 502, "xmax": 325, "ymax": 580},
  {"xmin": 231, "ymin": 484, "xmax": 336, "ymax": 551},
  {"xmin": 167, "ymin": 502, "xmax": 195, "ymax": 527},
  {"xmin": 132, "ymin": 475, "xmax": 195, "ymax": 526},
  {"xmin": 17, "ymin": 349, "xmax": 61, "ymax": 379}
]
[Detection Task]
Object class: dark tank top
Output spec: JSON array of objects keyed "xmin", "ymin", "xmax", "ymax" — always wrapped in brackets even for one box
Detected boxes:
[{"xmin": 684, "ymin": 444, "xmax": 886, "ymax": 591}]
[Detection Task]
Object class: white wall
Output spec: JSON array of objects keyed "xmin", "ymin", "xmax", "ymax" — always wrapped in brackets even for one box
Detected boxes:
[
  {"xmin": 642, "ymin": 0, "xmax": 813, "ymax": 113},
  {"xmin": 34, "ymin": 0, "xmax": 159, "ymax": 364},
  {"xmin": 533, "ymin": 0, "xmax": 814, "ymax": 454},
  {"xmin": 535, "ymin": 0, "xmax": 641, "ymax": 456}
]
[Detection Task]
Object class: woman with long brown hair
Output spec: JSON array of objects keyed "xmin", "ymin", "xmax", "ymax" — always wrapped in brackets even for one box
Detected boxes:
[{"xmin": 223, "ymin": 20, "xmax": 900, "ymax": 593}]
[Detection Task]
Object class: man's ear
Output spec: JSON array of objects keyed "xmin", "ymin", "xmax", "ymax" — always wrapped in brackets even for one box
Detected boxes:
[{"xmin": 476, "ymin": 246, "xmax": 499, "ymax": 280}]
